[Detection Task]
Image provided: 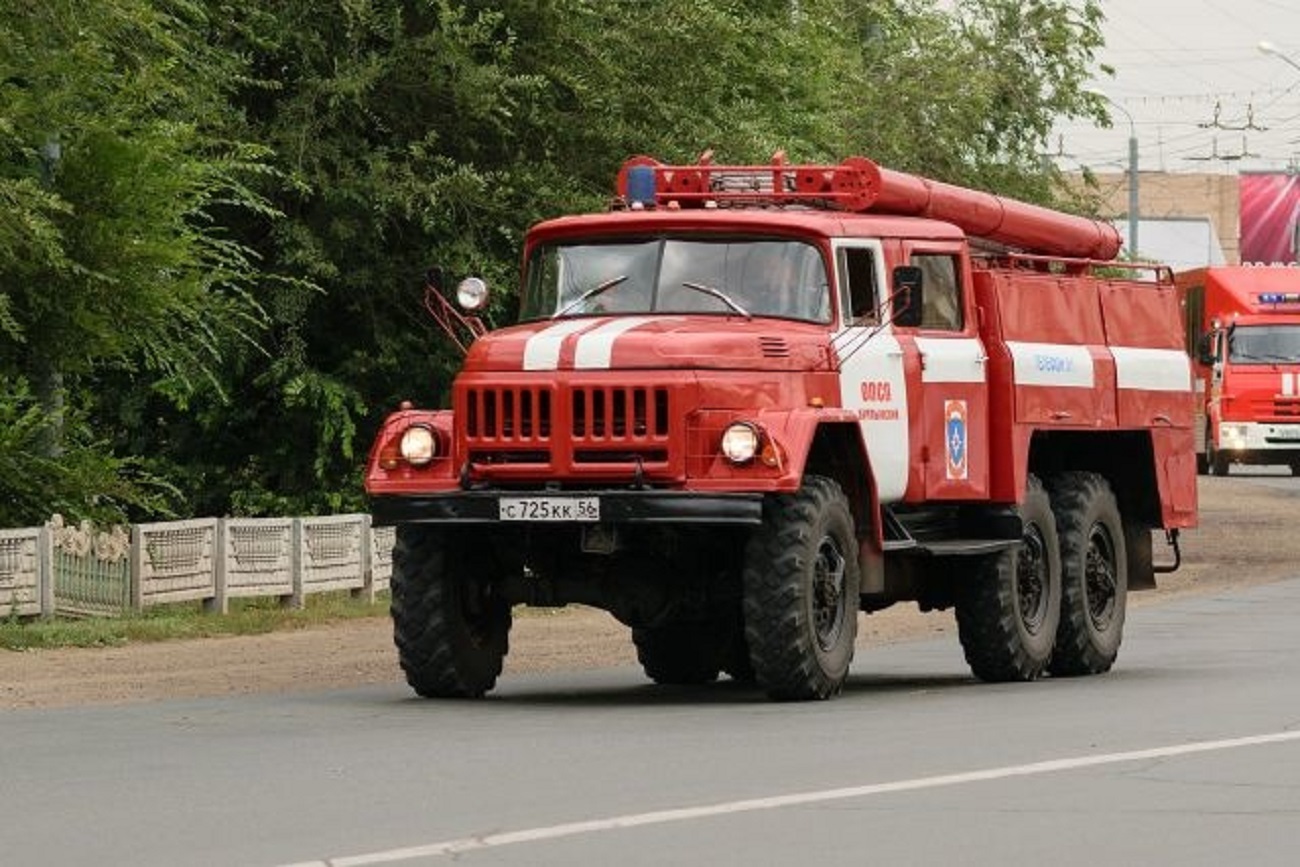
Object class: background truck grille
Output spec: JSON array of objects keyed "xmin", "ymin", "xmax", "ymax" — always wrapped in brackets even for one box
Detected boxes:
[{"xmin": 1253, "ymin": 396, "xmax": 1300, "ymax": 420}]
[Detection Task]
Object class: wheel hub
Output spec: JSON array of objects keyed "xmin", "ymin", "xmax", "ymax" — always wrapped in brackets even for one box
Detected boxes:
[
  {"xmin": 813, "ymin": 534, "xmax": 848, "ymax": 651},
  {"xmin": 1016, "ymin": 524, "xmax": 1049, "ymax": 635},
  {"xmin": 1084, "ymin": 523, "xmax": 1118, "ymax": 628}
]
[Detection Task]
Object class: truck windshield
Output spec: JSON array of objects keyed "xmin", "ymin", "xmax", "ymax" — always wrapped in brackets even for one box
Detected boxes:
[
  {"xmin": 1227, "ymin": 324, "xmax": 1300, "ymax": 364},
  {"xmin": 520, "ymin": 238, "xmax": 831, "ymax": 323}
]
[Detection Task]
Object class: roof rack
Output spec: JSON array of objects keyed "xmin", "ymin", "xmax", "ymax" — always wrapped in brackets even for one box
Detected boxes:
[
  {"xmin": 616, "ymin": 150, "xmax": 880, "ymax": 212},
  {"xmin": 614, "ymin": 151, "xmax": 1123, "ymax": 261}
]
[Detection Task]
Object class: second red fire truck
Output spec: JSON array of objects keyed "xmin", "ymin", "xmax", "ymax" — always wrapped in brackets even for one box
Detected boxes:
[
  {"xmin": 1178, "ymin": 265, "xmax": 1300, "ymax": 476},
  {"xmin": 366, "ymin": 153, "xmax": 1197, "ymax": 701}
]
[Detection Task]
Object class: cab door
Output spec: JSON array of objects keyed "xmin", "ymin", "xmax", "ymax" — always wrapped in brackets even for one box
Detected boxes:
[
  {"xmin": 832, "ymin": 239, "xmax": 909, "ymax": 504},
  {"xmin": 898, "ymin": 243, "xmax": 989, "ymax": 500}
]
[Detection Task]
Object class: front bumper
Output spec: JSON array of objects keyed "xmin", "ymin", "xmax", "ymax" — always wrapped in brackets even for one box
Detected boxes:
[
  {"xmin": 1218, "ymin": 420, "xmax": 1300, "ymax": 458},
  {"xmin": 370, "ymin": 489, "xmax": 764, "ymax": 527}
]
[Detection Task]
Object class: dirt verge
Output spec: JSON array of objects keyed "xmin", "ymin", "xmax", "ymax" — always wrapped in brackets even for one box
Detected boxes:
[{"xmin": 2, "ymin": 475, "xmax": 1294, "ymax": 710}]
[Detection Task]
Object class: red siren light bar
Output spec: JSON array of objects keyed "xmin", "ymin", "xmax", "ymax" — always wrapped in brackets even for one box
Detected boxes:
[{"xmin": 616, "ymin": 151, "xmax": 1122, "ymax": 261}]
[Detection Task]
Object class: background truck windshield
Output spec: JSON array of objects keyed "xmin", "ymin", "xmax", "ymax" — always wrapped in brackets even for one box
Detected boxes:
[
  {"xmin": 1228, "ymin": 324, "xmax": 1300, "ymax": 364},
  {"xmin": 520, "ymin": 238, "xmax": 831, "ymax": 323}
]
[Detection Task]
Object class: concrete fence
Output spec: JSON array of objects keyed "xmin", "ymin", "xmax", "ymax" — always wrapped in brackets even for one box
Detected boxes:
[{"xmin": 2, "ymin": 514, "xmax": 393, "ymax": 619}]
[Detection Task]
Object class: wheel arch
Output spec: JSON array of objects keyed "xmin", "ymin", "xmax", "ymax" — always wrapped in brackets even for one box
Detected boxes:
[
  {"xmin": 802, "ymin": 421, "xmax": 882, "ymax": 551},
  {"xmin": 1027, "ymin": 430, "xmax": 1164, "ymax": 591}
]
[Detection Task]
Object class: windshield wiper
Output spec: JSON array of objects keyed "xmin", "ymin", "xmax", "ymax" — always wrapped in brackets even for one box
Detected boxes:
[
  {"xmin": 681, "ymin": 281, "xmax": 751, "ymax": 318},
  {"xmin": 553, "ymin": 275, "xmax": 628, "ymax": 319}
]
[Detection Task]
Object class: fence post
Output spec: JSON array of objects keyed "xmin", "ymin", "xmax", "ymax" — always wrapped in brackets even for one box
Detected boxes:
[
  {"xmin": 129, "ymin": 525, "xmax": 146, "ymax": 613},
  {"xmin": 288, "ymin": 518, "xmax": 304, "ymax": 609},
  {"xmin": 357, "ymin": 514, "xmax": 375, "ymax": 604},
  {"xmin": 38, "ymin": 525, "xmax": 54, "ymax": 618},
  {"xmin": 209, "ymin": 518, "xmax": 229, "ymax": 615}
]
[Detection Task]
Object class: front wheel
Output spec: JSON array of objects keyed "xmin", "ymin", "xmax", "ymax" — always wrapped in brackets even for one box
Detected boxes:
[
  {"xmin": 956, "ymin": 475, "xmax": 1061, "ymax": 682},
  {"xmin": 391, "ymin": 524, "xmax": 511, "ymax": 698},
  {"xmin": 1048, "ymin": 472, "xmax": 1127, "ymax": 676},
  {"xmin": 743, "ymin": 476, "xmax": 860, "ymax": 701},
  {"xmin": 1208, "ymin": 437, "xmax": 1230, "ymax": 476}
]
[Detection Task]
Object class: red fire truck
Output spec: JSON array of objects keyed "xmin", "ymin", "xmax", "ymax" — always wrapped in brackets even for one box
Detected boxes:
[
  {"xmin": 1178, "ymin": 266, "xmax": 1300, "ymax": 476},
  {"xmin": 366, "ymin": 154, "xmax": 1197, "ymax": 701}
]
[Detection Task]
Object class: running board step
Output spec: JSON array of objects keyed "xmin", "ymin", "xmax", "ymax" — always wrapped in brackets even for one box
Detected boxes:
[
  {"xmin": 914, "ymin": 539, "xmax": 1019, "ymax": 557},
  {"xmin": 882, "ymin": 507, "xmax": 917, "ymax": 552}
]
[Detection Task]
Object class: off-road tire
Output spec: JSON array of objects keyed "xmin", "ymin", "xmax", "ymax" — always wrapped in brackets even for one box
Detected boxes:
[
  {"xmin": 1048, "ymin": 472, "xmax": 1127, "ymax": 676},
  {"xmin": 743, "ymin": 475, "xmax": 860, "ymax": 701},
  {"xmin": 1208, "ymin": 435, "xmax": 1230, "ymax": 476},
  {"xmin": 632, "ymin": 622, "xmax": 723, "ymax": 685},
  {"xmin": 391, "ymin": 524, "xmax": 511, "ymax": 698},
  {"xmin": 719, "ymin": 607, "xmax": 756, "ymax": 684},
  {"xmin": 956, "ymin": 475, "xmax": 1061, "ymax": 682}
]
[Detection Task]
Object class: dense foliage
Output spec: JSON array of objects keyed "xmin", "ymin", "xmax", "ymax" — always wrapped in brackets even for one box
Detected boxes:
[{"xmin": 0, "ymin": 0, "xmax": 1108, "ymax": 525}]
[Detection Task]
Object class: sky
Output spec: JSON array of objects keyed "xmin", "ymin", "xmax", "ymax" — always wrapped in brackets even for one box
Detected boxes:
[{"xmin": 1050, "ymin": 0, "xmax": 1300, "ymax": 176}]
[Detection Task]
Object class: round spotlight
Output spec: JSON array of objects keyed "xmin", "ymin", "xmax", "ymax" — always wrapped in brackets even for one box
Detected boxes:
[{"xmin": 456, "ymin": 277, "xmax": 489, "ymax": 311}]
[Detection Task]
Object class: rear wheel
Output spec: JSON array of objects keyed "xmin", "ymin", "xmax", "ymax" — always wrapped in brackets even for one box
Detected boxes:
[
  {"xmin": 956, "ymin": 475, "xmax": 1060, "ymax": 682},
  {"xmin": 391, "ymin": 524, "xmax": 511, "ymax": 698},
  {"xmin": 743, "ymin": 475, "xmax": 860, "ymax": 701},
  {"xmin": 632, "ymin": 621, "xmax": 722, "ymax": 685},
  {"xmin": 1048, "ymin": 472, "xmax": 1127, "ymax": 676}
]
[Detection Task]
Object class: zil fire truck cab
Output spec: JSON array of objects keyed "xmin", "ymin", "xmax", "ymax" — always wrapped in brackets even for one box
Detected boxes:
[
  {"xmin": 1177, "ymin": 265, "xmax": 1300, "ymax": 476},
  {"xmin": 366, "ymin": 154, "xmax": 1197, "ymax": 701}
]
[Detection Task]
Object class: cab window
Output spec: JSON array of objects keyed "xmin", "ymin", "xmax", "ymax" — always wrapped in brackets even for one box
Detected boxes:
[
  {"xmin": 837, "ymin": 246, "xmax": 878, "ymax": 325},
  {"xmin": 911, "ymin": 253, "xmax": 963, "ymax": 331}
]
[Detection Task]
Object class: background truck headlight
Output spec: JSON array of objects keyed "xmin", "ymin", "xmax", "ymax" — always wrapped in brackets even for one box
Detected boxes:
[{"xmin": 1220, "ymin": 423, "xmax": 1248, "ymax": 449}]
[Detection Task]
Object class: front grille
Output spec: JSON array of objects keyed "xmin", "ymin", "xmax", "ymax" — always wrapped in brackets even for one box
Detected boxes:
[
  {"xmin": 572, "ymin": 386, "xmax": 670, "ymax": 439},
  {"xmin": 465, "ymin": 386, "xmax": 552, "ymax": 439},
  {"xmin": 1251, "ymin": 396, "xmax": 1300, "ymax": 420},
  {"xmin": 459, "ymin": 383, "xmax": 673, "ymax": 469}
]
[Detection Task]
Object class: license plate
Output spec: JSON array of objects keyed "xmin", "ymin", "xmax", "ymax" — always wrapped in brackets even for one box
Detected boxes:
[{"xmin": 499, "ymin": 496, "xmax": 600, "ymax": 522}]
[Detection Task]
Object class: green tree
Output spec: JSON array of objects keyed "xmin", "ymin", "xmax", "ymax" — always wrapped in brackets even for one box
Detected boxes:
[
  {"xmin": 0, "ymin": 0, "xmax": 271, "ymax": 523},
  {"xmin": 160, "ymin": 0, "xmax": 1108, "ymax": 517}
]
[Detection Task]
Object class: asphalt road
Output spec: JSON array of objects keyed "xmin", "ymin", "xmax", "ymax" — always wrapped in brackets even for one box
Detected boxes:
[{"xmin": 5, "ymin": 568, "xmax": 1300, "ymax": 867}]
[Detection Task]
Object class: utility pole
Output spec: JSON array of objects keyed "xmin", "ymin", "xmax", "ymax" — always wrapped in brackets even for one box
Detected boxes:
[{"xmin": 1087, "ymin": 87, "xmax": 1139, "ymax": 259}]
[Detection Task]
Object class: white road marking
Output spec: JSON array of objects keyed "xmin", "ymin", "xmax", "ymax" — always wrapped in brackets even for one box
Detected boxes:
[{"xmin": 283, "ymin": 728, "xmax": 1300, "ymax": 866}]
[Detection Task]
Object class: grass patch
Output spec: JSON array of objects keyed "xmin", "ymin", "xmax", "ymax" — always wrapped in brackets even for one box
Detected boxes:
[{"xmin": 0, "ymin": 592, "xmax": 390, "ymax": 651}]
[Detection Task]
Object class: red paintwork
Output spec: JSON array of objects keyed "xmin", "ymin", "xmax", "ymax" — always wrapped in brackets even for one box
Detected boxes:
[
  {"xmin": 464, "ymin": 316, "xmax": 834, "ymax": 373},
  {"xmin": 618, "ymin": 155, "xmax": 1121, "ymax": 259},
  {"xmin": 1178, "ymin": 267, "xmax": 1300, "ymax": 450},
  {"xmin": 366, "ymin": 154, "xmax": 1196, "ymax": 539}
]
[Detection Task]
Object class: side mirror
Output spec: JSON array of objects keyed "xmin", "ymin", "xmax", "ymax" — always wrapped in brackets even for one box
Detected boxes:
[
  {"xmin": 891, "ymin": 265, "xmax": 924, "ymax": 328},
  {"xmin": 1196, "ymin": 332, "xmax": 1215, "ymax": 366}
]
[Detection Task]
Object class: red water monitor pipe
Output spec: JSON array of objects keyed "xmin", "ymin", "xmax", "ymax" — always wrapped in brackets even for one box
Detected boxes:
[{"xmin": 618, "ymin": 154, "xmax": 1122, "ymax": 261}]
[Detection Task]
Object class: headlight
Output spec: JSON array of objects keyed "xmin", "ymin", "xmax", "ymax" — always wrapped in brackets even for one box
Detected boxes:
[
  {"xmin": 399, "ymin": 425, "xmax": 438, "ymax": 466},
  {"xmin": 721, "ymin": 422, "xmax": 761, "ymax": 464},
  {"xmin": 457, "ymin": 277, "xmax": 489, "ymax": 311},
  {"xmin": 1220, "ymin": 423, "xmax": 1248, "ymax": 448}
]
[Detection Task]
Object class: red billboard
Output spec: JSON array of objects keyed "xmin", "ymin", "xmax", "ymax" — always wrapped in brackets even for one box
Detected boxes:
[{"xmin": 1240, "ymin": 172, "xmax": 1300, "ymax": 265}]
